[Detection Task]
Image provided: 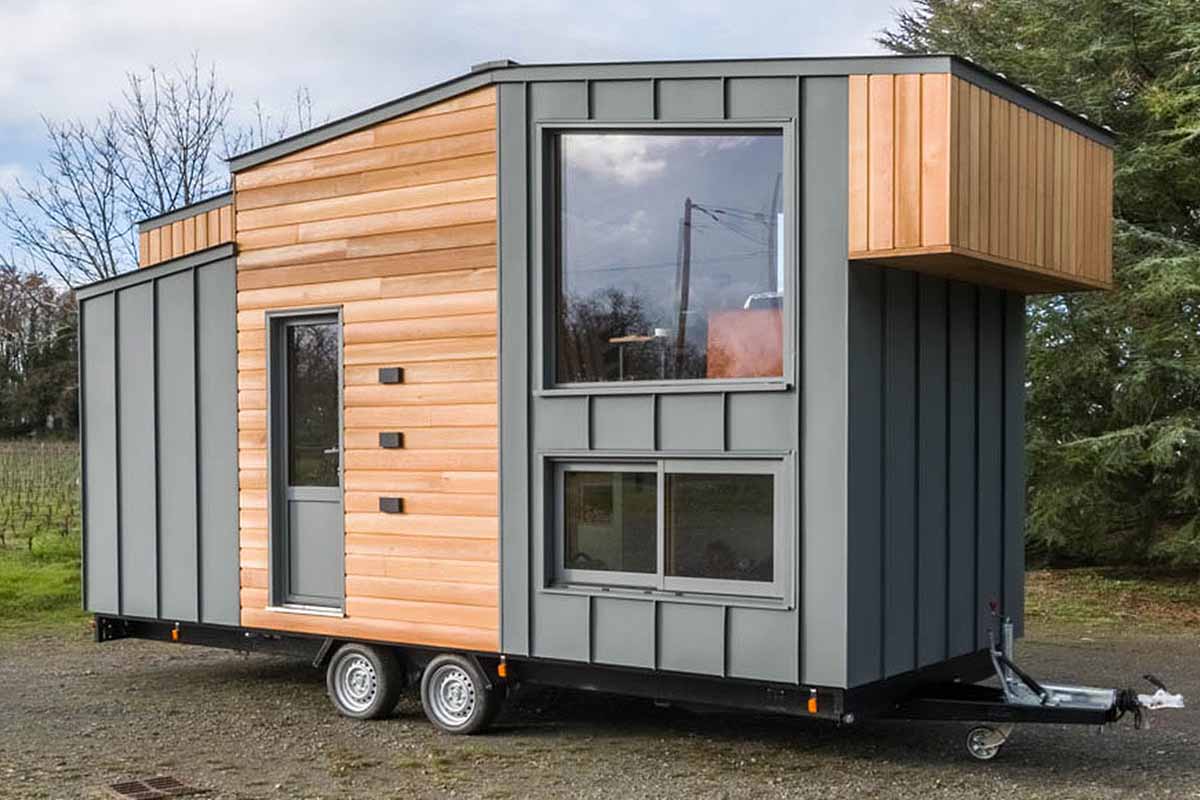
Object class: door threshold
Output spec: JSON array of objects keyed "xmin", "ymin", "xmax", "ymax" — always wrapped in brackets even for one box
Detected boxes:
[{"xmin": 266, "ymin": 604, "xmax": 345, "ymax": 618}]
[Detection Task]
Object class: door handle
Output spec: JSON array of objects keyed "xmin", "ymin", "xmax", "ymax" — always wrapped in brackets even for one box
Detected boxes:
[{"xmin": 323, "ymin": 447, "xmax": 340, "ymax": 455}]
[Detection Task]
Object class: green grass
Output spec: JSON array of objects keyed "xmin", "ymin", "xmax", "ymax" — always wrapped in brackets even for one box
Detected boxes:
[
  {"xmin": 0, "ymin": 534, "xmax": 86, "ymax": 631},
  {"xmin": 1026, "ymin": 567, "xmax": 1200, "ymax": 633},
  {"xmin": 0, "ymin": 440, "xmax": 86, "ymax": 633}
]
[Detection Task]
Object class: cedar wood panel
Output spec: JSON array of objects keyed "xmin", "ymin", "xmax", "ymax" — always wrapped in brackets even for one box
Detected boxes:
[
  {"xmin": 140, "ymin": 205, "xmax": 234, "ymax": 267},
  {"xmin": 233, "ymin": 86, "xmax": 499, "ymax": 652},
  {"xmin": 848, "ymin": 74, "xmax": 1113, "ymax": 293}
]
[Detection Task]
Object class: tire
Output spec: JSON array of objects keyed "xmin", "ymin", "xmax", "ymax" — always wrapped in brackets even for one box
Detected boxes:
[
  {"xmin": 325, "ymin": 643, "xmax": 402, "ymax": 720},
  {"xmin": 419, "ymin": 654, "xmax": 501, "ymax": 734}
]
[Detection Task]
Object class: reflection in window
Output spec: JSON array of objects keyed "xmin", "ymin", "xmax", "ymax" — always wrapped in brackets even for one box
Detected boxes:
[
  {"xmin": 556, "ymin": 132, "xmax": 785, "ymax": 384},
  {"xmin": 665, "ymin": 473, "xmax": 774, "ymax": 582},
  {"xmin": 563, "ymin": 471, "xmax": 656, "ymax": 574},
  {"xmin": 286, "ymin": 321, "xmax": 340, "ymax": 487}
]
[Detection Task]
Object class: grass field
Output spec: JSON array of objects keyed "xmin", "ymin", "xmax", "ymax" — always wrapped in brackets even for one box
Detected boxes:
[{"xmin": 0, "ymin": 439, "xmax": 87, "ymax": 632}]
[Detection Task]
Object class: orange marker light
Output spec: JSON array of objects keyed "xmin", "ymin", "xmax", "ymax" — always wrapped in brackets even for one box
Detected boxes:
[
  {"xmin": 497, "ymin": 660, "xmax": 507, "ymax": 679},
  {"xmin": 171, "ymin": 625, "xmax": 180, "ymax": 642},
  {"xmin": 807, "ymin": 694, "xmax": 818, "ymax": 714}
]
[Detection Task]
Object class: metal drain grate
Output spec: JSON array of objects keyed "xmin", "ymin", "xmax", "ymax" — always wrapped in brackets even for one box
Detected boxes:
[{"xmin": 103, "ymin": 776, "xmax": 205, "ymax": 799}]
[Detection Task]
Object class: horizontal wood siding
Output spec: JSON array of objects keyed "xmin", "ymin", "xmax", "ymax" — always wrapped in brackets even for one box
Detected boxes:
[
  {"xmin": 140, "ymin": 204, "xmax": 234, "ymax": 268},
  {"xmin": 233, "ymin": 86, "xmax": 499, "ymax": 652},
  {"xmin": 848, "ymin": 74, "xmax": 1113, "ymax": 293}
]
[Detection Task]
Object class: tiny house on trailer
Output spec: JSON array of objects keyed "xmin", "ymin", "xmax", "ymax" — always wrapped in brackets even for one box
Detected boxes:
[{"xmin": 76, "ymin": 54, "xmax": 1178, "ymax": 756}]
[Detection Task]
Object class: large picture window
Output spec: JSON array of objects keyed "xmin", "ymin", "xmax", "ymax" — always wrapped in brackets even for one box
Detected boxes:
[
  {"xmin": 554, "ymin": 460, "xmax": 785, "ymax": 597},
  {"xmin": 553, "ymin": 131, "xmax": 786, "ymax": 385}
]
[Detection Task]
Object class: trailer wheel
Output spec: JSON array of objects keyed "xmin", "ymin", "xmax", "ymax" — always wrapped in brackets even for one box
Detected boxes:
[
  {"xmin": 965, "ymin": 725, "xmax": 1007, "ymax": 761},
  {"xmin": 326, "ymin": 643, "xmax": 402, "ymax": 720},
  {"xmin": 420, "ymin": 654, "xmax": 500, "ymax": 734}
]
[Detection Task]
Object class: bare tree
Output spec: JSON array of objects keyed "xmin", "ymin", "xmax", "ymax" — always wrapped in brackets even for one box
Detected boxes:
[
  {"xmin": 2, "ymin": 55, "xmax": 318, "ymax": 287},
  {"xmin": 2, "ymin": 115, "xmax": 128, "ymax": 285}
]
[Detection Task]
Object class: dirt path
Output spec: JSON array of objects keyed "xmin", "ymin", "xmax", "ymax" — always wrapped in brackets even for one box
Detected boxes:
[{"xmin": 0, "ymin": 624, "xmax": 1196, "ymax": 799}]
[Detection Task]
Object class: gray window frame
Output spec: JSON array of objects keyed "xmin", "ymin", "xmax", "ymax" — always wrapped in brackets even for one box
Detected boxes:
[
  {"xmin": 552, "ymin": 458, "xmax": 789, "ymax": 599},
  {"xmin": 536, "ymin": 120, "xmax": 797, "ymax": 395}
]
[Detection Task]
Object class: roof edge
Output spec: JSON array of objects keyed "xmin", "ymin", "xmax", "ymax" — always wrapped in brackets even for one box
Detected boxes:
[
  {"xmin": 228, "ymin": 53, "xmax": 1113, "ymax": 174},
  {"xmin": 228, "ymin": 70, "xmax": 494, "ymax": 173},
  {"xmin": 948, "ymin": 56, "xmax": 1114, "ymax": 146},
  {"xmin": 136, "ymin": 191, "xmax": 233, "ymax": 232},
  {"xmin": 75, "ymin": 243, "xmax": 236, "ymax": 300}
]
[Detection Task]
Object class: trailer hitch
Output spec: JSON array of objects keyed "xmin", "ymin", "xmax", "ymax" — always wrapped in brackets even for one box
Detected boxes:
[{"xmin": 889, "ymin": 607, "xmax": 1185, "ymax": 759}]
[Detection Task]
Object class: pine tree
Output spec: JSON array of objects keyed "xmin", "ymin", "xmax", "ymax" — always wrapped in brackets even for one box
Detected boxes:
[{"xmin": 882, "ymin": 0, "xmax": 1200, "ymax": 565}]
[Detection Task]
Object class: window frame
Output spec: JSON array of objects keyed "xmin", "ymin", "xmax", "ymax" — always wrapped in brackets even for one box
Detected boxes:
[
  {"xmin": 552, "ymin": 458, "xmax": 789, "ymax": 600},
  {"xmin": 537, "ymin": 120, "xmax": 797, "ymax": 395}
]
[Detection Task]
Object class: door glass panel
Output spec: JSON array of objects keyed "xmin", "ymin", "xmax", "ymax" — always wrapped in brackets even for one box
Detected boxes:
[
  {"xmin": 563, "ymin": 471, "xmax": 657, "ymax": 574},
  {"xmin": 665, "ymin": 473, "xmax": 773, "ymax": 582},
  {"xmin": 286, "ymin": 322, "xmax": 339, "ymax": 487}
]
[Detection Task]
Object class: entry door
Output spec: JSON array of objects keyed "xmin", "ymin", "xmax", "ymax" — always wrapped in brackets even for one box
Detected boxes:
[{"xmin": 271, "ymin": 313, "xmax": 343, "ymax": 609}]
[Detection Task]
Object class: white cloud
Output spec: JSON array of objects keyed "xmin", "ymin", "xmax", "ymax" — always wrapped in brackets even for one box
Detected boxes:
[
  {"xmin": 0, "ymin": 163, "xmax": 28, "ymax": 194},
  {"xmin": 0, "ymin": 1, "xmax": 892, "ymax": 132}
]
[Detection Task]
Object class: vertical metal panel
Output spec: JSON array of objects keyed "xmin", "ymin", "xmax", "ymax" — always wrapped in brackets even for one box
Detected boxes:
[
  {"xmin": 530, "ymin": 81, "xmax": 588, "ymax": 120},
  {"xmin": 116, "ymin": 283, "xmax": 158, "ymax": 618},
  {"xmin": 916, "ymin": 275, "xmax": 949, "ymax": 667},
  {"xmin": 847, "ymin": 269, "xmax": 1024, "ymax": 686},
  {"xmin": 592, "ymin": 597, "xmax": 654, "ymax": 668},
  {"xmin": 975, "ymin": 287, "xmax": 1005, "ymax": 647},
  {"xmin": 196, "ymin": 258, "xmax": 240, "ymax": 625},
  {"xmin": 590, "ymin": 80, "xmax": 654, "ymax": 120},
  {"xmin": 800, "ymin": 76, "xmax": 850, "ymax": 688},
  {"xmin": 656, "ymin": 79, "xmax": 723, "ymax": 119},
  {"xmin": 946, "ymin": 281, "xmax": 979, "ymax": 655},
  {"xmin": 1003, "ymin": 293, "xmax": 1026, "ymax": 635},
  {"xmin": 883, "ymin": 270, "xmax": 917, "ymax": 676},
  {"xmin": 156, "ymin": 270, "xmax": 199, "ymax": 622},
  {"xmin": 532, "ymin": 592, "xmax": 589, "ymax": 661},
  {"xmin": 499, "ymin": 81, "xmax": 531, "ymax": 655},
  {"xmin": 846, "ymin": 265, "xmax": 884, "ymax": 686},
  {"xmin": 82, "ymin": 295, "xmax": 119, "ymax": 614},
  {"xmin": 657, "ymin": 602, "xmax": 724, "ymax": 675},
  {"xmin": 533, "ymin": 396, "xmax": 589, "ymax": 450},
  {"xmin": 656, "ymin": 394, "xmax": 723, "ymax": 451},
  {"xmin": 590, "ymin": 395, "xmax": 653, "ymax": 450},
  {"xmin": 725, "ymin": 392, "xmax": 793, "ymax": 451},
  {"xmin": 727, "ymin": 606, "xmax": 797, "ymax": 682},
  {"xmin": 725, "ymin": 77, "xmax": 798, "ymax": 119}
]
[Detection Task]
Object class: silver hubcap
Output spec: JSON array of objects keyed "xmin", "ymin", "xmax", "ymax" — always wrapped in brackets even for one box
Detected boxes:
[
  {"xmin": 967, "ymin": 727, "xmax": 1002, "ymax": 760},
  {"xmin": 334, "ymin": 654, "xmax": 377, "ymax": 713},
  {"xmin": 427, "ymin": 665, "xmax": 476, "ymax": 728}
]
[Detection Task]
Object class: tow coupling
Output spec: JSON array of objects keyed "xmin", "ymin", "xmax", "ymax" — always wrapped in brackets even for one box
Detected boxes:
[{"xmin": 889, "ymin": 609, "xmax": 1185, "ymax": 760}]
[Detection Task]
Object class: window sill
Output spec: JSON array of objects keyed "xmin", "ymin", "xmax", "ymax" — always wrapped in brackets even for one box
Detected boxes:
[
  {"xmin": 265, "ymin": 604, "xmax": 344, "ymax": 618},
  {"xmin": 536, "ymin": 380, "xmax": 791, "ymax": 398},
  {"xmin": 541, "ymin": 582, "xmax": 793, "ymax": 611}
]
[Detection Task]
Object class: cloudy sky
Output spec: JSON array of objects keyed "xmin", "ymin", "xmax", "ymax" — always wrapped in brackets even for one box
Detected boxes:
[{"xmin": 0, "ymin": 0, "xmax": 899, "ymax": 252}]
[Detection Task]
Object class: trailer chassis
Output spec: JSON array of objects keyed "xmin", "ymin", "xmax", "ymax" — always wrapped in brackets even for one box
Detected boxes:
[
  {"xmin": 93, "ymin": 611, "xmax": 1182, "ymax": 761},
  {"xmin": 884, "ymin": 613, "xmax": 1183, "ymax": 759}
]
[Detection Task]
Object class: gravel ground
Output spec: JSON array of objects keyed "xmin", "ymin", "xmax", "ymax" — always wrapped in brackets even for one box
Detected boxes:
[{"xmin": 0, "ymin": 623, "xmax": 1196, "ymax": 799}]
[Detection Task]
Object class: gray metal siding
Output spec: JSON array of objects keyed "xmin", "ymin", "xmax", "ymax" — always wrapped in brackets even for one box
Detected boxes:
[
  {"xmin": 156, "ymin": 271, "xmax": 199, "ymax": 621},
  {"xmin": 81, "ymin": 295, "xmax": 119, "ymax": 614},
  {"xmin": 846, "ymin": 264, "xmax": 1025, "ymax": 687},
  {"xmin": 196, "ymin": 259, "xmax": 240, "ymax": 625},
  {"xmin": 500, "ymin": 70, "xmax": 805, "ymax": 686},
  {"xmin": 117, "ymin": 283, "xmax": 158, "ymax": 618},
  {"xmin": 79, "ymin": 251, "xmax": 239, "ymax": 626},
  {"xmin": 799, "ymin": 76, "xmax": 851, "ymax": 688}
]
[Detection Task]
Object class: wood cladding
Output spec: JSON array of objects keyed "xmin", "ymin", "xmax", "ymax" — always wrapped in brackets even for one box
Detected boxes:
[
  {"xmin": 139, "ymin": 203, "xmax": 234, "ymax": 268},
  {"xmin": 848, "ymin": 74, "xmax": 1113, "ymax": 293},
  {"xmin": 233, "ymin": 86, "xmax": 499, "ymax": 652}
]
